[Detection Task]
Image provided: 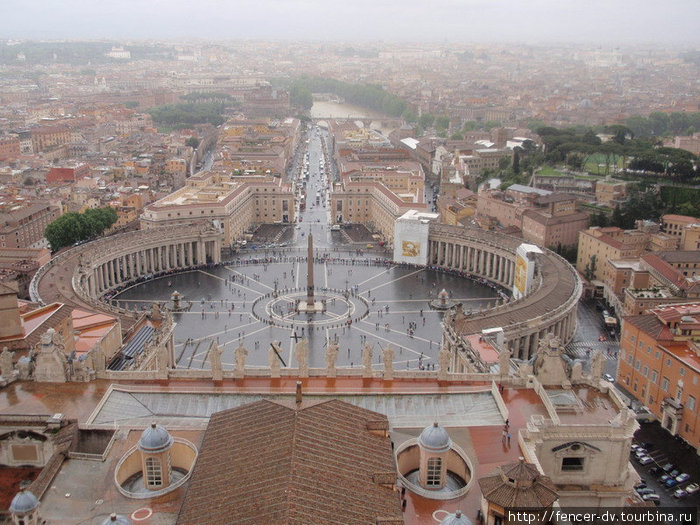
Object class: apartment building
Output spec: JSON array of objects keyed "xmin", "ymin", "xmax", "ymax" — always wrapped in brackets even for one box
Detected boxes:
[
  {"xmin": 576, "ymin": 227, "xmax": 650, "ymax": 281},
  {"xmin": 0, "ymin": 202, "xmax": 61, "ymax": 249},
  {"xmin": 46, "ymin": 164, "xmax": 91, "ymax": 184},
  {"xmin": 30, "ymin": 126, "xmax": 71, "ymax": 153},
  {"xmin": 140, "ymin": 171, "xmax": 294, "ymax": 245},
  {"xmin": 330, "ymin": 180, "xmax": 429, "ymax": 244},
  {"xmin": 595, "ymin": 178, "xmax": 628, "ymax": 206},
  {"xmin": 662, "ymin": 214, "xmax": 699, "ymax": 241},
  {"xmin": 477, "ymin": 185, "xmax": 588, "ymax": 248},
  {"xmin": 338, "ymin": 162, "xmax": 425, "ymax": 204},
  {"xmin": 0, "ymin": 135, "xmax": 21, "ymax": 161},
  {"xmin": 619, "ymin": 303, "xmax": 700, "ymax": 451}
]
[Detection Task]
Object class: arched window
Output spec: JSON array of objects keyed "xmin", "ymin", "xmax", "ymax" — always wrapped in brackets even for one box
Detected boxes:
[
  {"xmin": 426, "ymin": 457, "xmax": 442, "ymax": 486},
  {"xmin": 145, "ymin": 456, "xmax": 163, "ymax": 487}
]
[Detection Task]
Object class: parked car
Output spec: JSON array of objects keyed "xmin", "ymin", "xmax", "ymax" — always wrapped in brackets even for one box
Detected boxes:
[
  {"xmin": 664, "ymin": 478, "xmax": 679, "ymax": 488},
  {"xmin": 670, "ymin": 469, "xmax": 680, "ymax": 478},
  {"xmin": 642, "ymin": 493, "xmax": 661, "ymax": 505},
  {"xmin": 660, "ymin": 474, "xmax": 672, "ymax": 483},
  {"xmin": 676, "ymin": 473, "xmax": 690, "ymax": 483},
  {"xmin": 634, "ymin": 481, "xmax": 647, "ymax": 490},
  {"xmin": 604, "ymin": 373, "xmax": 615, "ymax": 382},
  {"xmin": 685, "ymin": 483, "xmax": 699, "ymax": 494},
  {"xmin": 639, "ymin": 456, "xmax": 653, "ymax": 465},
  {"xmin": 636, "ymin": 487, "xmax": 655, "ymax": 495},
  {"xmin": 634, "ymin": 449, "xmax": 648, "ymax": 458},
  {"xmin": 631, "ymin": 444, "xmax": 640, "ymax": 452},
  {"xmin": 673, "ymin": 488, "xmax": 688, "ymax": 499},
  {"xmin": 662, "ymin": 463, "xmax": 676, "ymax": 473}
]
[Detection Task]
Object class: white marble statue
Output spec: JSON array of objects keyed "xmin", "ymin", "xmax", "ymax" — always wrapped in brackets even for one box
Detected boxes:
[
  {"xmin": 295, "ymin": 338, "xmax": 309, "ymax": 378},
  {"xmin": 325, "ymin": 341, "xmax": 339, "ymax": 378},
  {"xmin": 382, "ymin": 344, "xmax": 395, "ymax": 380},
  {"xmin": 362, "ymin": 342, "xmax": 373, "ymax": 378},
  {"xmin": 209, "ymin": 340, "xmax": 223, "ymax": 381},
  {"xmin": 269, "ymin": 341, "xmax": 282, "ymax": 378},
  {"xmin": 234, "ymin": 344, "xmax": 248, "ymax": 379}
]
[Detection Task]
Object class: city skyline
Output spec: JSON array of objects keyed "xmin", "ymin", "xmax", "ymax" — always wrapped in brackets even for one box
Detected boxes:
[{"xmin": 1, "ymin": 0, "xmax": 699, "ymax": 46}]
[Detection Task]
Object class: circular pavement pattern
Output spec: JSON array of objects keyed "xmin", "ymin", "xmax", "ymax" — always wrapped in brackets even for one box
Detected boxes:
[{"xmin": 112, "ymin": 254, "xmax": 503, "ymax": 371}]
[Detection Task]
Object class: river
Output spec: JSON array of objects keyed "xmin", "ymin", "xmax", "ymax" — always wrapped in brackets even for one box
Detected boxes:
[{"xmin": 310, "ymin": 100, "xmax": 387, "ymax": 120}]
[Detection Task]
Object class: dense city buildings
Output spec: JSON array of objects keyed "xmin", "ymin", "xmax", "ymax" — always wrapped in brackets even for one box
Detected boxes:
[
  {"xmin": 619, "ymin": 303, "xmax": 700, "ymax": 448},
  {"xmin": 0, "ymin": 34, "xmax": 699, "ymax": 522}
]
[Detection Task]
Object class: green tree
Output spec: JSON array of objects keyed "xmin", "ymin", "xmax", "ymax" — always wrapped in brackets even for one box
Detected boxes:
[
  {"xmin": 44, "ymin": 207, "xmax": 117, "ymax": 251},
  {"xmin": 435, "ymin": 116, "xmax": 450, "ymax": 130},
  {"xmin": 419, "ymin": 114, "xmax": 435, "ymax": 129},
  {"xmin": 583, "ymin": 255, "xmax": 597, "ymax": 281},
  {"xmin": 185, "ymin": 137, "xmax": 200, "ymax": 149}
]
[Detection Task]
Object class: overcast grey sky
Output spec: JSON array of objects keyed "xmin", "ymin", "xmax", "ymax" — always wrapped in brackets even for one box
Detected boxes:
[{"xmin": 1, "ymin": 0, "xmax": 698, "ymax": 46}]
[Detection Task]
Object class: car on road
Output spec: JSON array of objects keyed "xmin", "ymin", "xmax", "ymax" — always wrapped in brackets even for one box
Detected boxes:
[
  {"xmin": 685, "ymin": 483, "xmax": 699, "ymax": 494},
  {"xmin": 603, "ymin": 373, "xmax": 615, "ymax": 382}
]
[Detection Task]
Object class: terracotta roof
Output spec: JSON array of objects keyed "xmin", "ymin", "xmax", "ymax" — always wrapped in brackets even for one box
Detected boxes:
[
  {"xmin": 642, "ymin": 254, "xmax": 689, "ymax": 290},
  {"xmin": 662, "ymin": 214, "xmax": 698, "ymax": 224},
  {"xmin": 177, "ymin": 399, "xmax": 402, "ymax": 525},
  {"xmin": 478, "ymin": 459, "xmax": 558, "ymax": 509},
  {"xmin": 622, "ymin": 314, "xmax": 673, "ymax": 340},
  {"xmin": 656, "ymin": 250, "xmax": 700, "ymax": 264}
]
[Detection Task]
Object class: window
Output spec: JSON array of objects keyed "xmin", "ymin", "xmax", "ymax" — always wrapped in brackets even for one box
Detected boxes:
[
  {"xmin": 643, "ymin": 366, "xmax": 649, "ymax": 378},
  {"xmin": 426, "ymin": 457, "xmax": 442, "ymax": 486},
  {"xmin": 666, "ymin": 358, "xmax": 672, "ymax": 367},
  {"xmin": 145, "ymin": 457, "xmax": 163, "ymax": 487},
  {"xmin": 661, "ymin": 377, "xmax": 669, "ymax": 392},
  {"xmin": 655, "ymin": 351, "xmax": 661, "ymax": 359},
  {"xmin": 651, "ymin": 371, "xmax": 658, "ymax": 384},
  {"xmin": 688, "ymin": 396, "xmax": 696, "ymax": 411},
  {"xmin": 679, "ymin": 368, "xmax": 685, "ymax": 376},
  {"xmin": 561, "ymin": 457, "xmax": 585, "ymax": 471},
  {"xmin": 635, "ymin": 360, "xmax": 641, "ymax": 371}
]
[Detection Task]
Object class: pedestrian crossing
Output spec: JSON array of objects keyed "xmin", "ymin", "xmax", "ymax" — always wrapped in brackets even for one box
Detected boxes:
[{"xmin": 566, "ymin": 341, "xmax": 619, "ymax": 361}]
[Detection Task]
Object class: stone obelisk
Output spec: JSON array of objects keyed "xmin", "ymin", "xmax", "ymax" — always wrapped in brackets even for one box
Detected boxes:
[{"xmin": 307, "ymin": 233, "xmax": 314, "ymax": 305}]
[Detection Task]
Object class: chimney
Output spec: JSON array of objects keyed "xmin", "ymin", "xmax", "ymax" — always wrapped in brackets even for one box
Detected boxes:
[{"xmin": 295, "ymin": 381, "xmax": 302, "ymax": 405}]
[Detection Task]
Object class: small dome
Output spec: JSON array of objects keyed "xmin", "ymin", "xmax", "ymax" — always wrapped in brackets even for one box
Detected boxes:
[
  {"xmin": 103, "ymin": 513, "xmax": 132, "ymax": 525},
  {"xmin": 138, "ymin": 422, "xmax": 173, "ymax": 453},
  {"xmin": 10, "ymin": 490, "xmax": 39, "ymax": 515},
  {"xmin": 419, "ymin": 422, "xmax": 451, "ymax": 452},
  {"xmin": 441, "ymin": 510, "xmax": 473, "ymax": 525}
]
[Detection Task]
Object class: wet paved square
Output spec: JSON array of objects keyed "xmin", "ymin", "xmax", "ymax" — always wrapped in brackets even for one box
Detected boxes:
[{"xmin": 113, "ymin": 256, "xmax": 503, "ymax": 370}]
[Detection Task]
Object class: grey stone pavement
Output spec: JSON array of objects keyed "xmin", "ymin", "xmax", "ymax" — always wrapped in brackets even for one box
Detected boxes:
[{"xmin": 113, "ymin": 128, "xmax": 503, "ymax": 371}]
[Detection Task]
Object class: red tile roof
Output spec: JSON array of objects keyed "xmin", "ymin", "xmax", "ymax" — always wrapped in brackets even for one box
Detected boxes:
[
  {"xmin": 623, "ymin": 313, "xmax": 673, "ymax": 340},
  {"xmin": 177, "ymin": 399, "xmax": 402, "ymax": 525}
]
